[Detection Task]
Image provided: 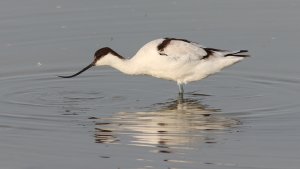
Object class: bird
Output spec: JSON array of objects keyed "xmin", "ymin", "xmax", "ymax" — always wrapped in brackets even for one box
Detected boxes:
[{"xmin": 59, "ymin": 37, "xmax": 249, "ymax": 94}]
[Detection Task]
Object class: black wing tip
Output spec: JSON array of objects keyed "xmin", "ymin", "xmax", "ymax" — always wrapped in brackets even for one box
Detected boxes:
[
  {"xmin": 225, "ymin": 50, "xmax": 250, "ymax": 57},
  {"xmin": 236, "ymin": 50, "xmax": 250, "ymax": 57},
  {"xmin": 233, "ymin": 54, "xmax": 251, "ymax": 57},
  {"xmin": 239, "ymin": 50, "xmax": 248, "ymax": 53}
]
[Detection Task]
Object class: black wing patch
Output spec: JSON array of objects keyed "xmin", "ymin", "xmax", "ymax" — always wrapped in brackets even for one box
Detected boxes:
[
  {"xmin": 157, "ymin": 38, "xmax": 192, "ymax": 56},
  {"xmin": 157, "ymin": 38, "xmax": 244, "ymax": 60},
  {"xmin": 202, "ymin": 48, "xmax": 227, "ymax": 60}
]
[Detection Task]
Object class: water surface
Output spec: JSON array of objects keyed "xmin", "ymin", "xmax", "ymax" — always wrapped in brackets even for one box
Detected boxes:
[{"xmin": 1, "ymin": 0, "xmax": 300, "ymax": 169}]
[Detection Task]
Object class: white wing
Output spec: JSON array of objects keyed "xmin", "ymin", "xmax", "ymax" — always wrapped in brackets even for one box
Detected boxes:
[{"xmin": 157, "ymin": 38, "xmax": 209, "ymax": 61}]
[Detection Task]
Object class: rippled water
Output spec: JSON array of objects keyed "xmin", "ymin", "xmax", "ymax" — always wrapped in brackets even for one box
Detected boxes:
[{"xmin": 1, "ymin": 0, "xmax": 300, "ymax": 169}]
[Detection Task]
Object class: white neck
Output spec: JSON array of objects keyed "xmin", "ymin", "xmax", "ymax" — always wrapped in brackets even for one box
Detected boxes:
[
  {"xmin": 95, "ymin": 54, "xmax": 138, "ymax": 75},
  {"xmin": 110, "ymin": 58, "xmax": 137, "ymax": 75}
]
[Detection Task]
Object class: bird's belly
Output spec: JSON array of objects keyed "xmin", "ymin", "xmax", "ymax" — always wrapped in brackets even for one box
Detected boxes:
[
  {"xmin": 182, "ymin": 59, "xmax": 230, "ymax": 83},
  {"xmin": 146, "ymin": 63, "xmax": 200, "ymax": 83},
  {"xmin": 146, "ymin": 60, "xmax": 227, "ymax": 84},
  {"xmin": 137, "ymin": 56, "xmax": 235, "ymax": 84}
]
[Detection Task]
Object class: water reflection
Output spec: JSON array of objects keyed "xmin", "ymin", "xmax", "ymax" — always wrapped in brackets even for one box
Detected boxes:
[{"xmin": 93, "ymin": 96, "xmax": 239, "ymax": 152}]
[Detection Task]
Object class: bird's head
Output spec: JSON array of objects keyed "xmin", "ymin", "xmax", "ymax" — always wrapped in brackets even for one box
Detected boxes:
[
  {"xmin": 58, "ymin": 47, "xmax": 124, "ymax": 78},
  {"xmin": 93, "ymin": 47, "xmax": 124, "ymax": 66}
]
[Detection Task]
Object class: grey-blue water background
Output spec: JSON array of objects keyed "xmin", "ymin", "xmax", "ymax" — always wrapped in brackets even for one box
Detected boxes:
[{"xmin": 1, "ymin": 0, "xmax": 300, "ymax": 169}]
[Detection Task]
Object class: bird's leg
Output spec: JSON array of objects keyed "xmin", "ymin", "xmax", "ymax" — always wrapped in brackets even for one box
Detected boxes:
[
  {"xmin": 177, "ymin": 92, "xmax": 184, "ymax": 103},
  {"xmin": 177, "ymin": 84, "xmax": 184, "ymax": 103},
  {"xmin": 178, "ymin": 84, "xmax": 184, "ymax": 94}
]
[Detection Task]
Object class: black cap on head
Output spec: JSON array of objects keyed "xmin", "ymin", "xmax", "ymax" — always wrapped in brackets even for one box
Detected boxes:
[{"xmin": 94, "ymin": 47, "xmax": 124, "ymax": 62}]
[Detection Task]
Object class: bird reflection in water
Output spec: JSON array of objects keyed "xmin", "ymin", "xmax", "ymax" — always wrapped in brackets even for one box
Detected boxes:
[{"xmin": 93, "ymin": 95, "xmax": 240, "ymax": 153}]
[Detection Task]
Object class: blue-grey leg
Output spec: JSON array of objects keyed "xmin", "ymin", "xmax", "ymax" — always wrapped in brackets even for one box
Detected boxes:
[
  {"xmin": 178, "ymin": 84, "xmax": 184, "ymax": 94},
  {"xmin": 178, "ymin": 84, "xmax": 184, "ymax": 101}
]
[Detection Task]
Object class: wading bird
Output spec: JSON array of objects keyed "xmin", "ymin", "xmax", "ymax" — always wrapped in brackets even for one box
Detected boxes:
[{"xmin": 59, "ymin": 38, "xmax": 249, "ymax": 94}]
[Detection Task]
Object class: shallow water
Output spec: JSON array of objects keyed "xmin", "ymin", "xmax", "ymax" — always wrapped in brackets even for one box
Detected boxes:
[{"xmin": 1, "ymin": 1, "xmax": 300, "ymax": 169}]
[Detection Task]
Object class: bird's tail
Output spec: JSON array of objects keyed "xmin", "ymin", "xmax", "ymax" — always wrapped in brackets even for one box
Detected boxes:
[{"xmin": 225, "ymin": 50, "xmax": 250, "ymax": 57}]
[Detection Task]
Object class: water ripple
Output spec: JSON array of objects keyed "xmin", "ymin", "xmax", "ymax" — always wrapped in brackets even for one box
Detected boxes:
[{"xmin": 0, "ymin": 70, "xmax": 299, "ymax": 153}]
